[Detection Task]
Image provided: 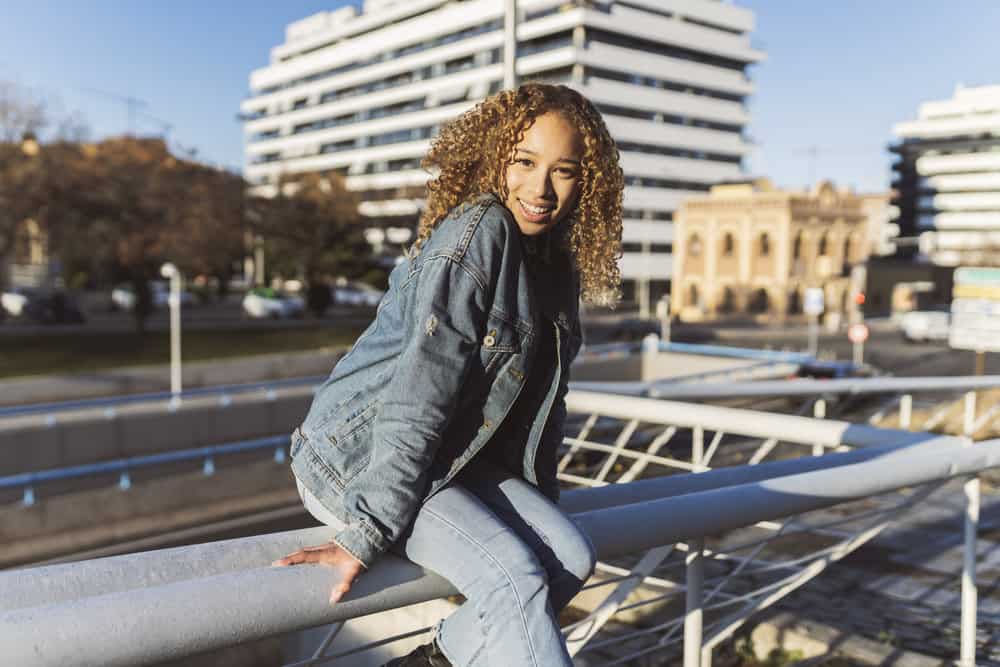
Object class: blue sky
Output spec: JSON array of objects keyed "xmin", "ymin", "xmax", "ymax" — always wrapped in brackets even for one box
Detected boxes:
[{"xmin": 1, "ymin": 1, "xmax": 998, "ymax": 192}]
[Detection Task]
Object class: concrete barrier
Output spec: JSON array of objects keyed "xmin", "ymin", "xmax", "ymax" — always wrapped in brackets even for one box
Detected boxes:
[{"xmin": 0, "ymin": 386, "xmax": 316, "ymax": 477}]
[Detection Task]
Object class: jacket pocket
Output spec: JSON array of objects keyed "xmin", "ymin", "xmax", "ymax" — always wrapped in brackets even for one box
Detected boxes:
[
  {"xmin": 315, "ymin": 400, "xmax": 378, "ymax": 490},
  {"xmin": 480, "ymin": 312, "xmax": 522, "ymax": 377}
]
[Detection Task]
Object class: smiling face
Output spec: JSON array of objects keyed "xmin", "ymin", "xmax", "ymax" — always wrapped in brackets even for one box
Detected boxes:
[{"xmin": 503, "ymin": 111, "xmax": 584, "ymax": 237}]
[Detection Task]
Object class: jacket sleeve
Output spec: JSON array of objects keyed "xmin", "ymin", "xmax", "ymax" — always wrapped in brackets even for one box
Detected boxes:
[
  {"xmin": 332, "ymin": 253, "xmax": 489, "ymax": 567},
  {"xmin": 536, "ymin": 312, "xmax": 584, "ymax": 504}
]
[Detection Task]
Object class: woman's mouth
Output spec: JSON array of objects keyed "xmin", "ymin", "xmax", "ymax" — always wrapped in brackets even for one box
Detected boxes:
[{"xmin": 518, "ymin": 198, "xmax": 555, "ymax": 223}]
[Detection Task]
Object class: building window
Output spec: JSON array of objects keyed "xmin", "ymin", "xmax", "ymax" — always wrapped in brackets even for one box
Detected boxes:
[
  {"xmin": 748, "ymin": 288, "xmax": 769, "ymax": 314},
  {"xmin": 722, "ymin": 232, "xmax": 735, "ymax": 256},
  {"xmin": 843, "ymin": 236, "xmax": 852, "ymax": 263},
  {"xmin": 818, "ymin": 233, "xmax": 829, "ymax": 257},
  {"xmin": 788, "ymin": 290, "xmax": 802, "ymax": 314},
  {"xmin": 688, "ymin": 284, "xmax": 701, "ymax": 308},
  {"xmin": 759, "ymin": 233, "xmax": 770, "ymax": 257},
  {"xmin": 792, "ymin": 233, "xmax": 802, "ymax": 260},
  {"xmin": 688, "ymin": 234, "xmax": 702, "ymax": 257},
  {"xmin": 719, "ymin": 286, "xmax": 735, "ymax": 313}
]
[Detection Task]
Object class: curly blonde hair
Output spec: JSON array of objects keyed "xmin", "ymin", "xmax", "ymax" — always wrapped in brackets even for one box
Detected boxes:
[{"xmin": 415, "ymin": 83, "xmax": 623, "ymax": 306}]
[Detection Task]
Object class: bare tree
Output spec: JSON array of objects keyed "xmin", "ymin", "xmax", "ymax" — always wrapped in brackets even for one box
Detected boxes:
[{"xmin": 0, "ymin": 80, "xmax": 49, "ymax": 143}]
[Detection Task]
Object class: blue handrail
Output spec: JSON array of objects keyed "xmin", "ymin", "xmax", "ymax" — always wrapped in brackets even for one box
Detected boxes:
[{"xmin": 0, "ymin": 434, "xmax": 290, "ymax": 505}]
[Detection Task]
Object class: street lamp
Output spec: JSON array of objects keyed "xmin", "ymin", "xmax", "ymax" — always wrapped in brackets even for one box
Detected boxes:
[{"xmin": 160, "ymin": 262, "xmax": 183, "ymax": 405}]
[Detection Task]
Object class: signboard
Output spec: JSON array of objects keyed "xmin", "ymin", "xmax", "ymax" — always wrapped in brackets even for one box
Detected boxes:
[
  {"xmin": 949, "ymin": 267, "xmax": 1000, "ymax": 352},
  {"xmin": 848, "ymin": 323, "xmax": 869, "ymax": 344},
  {"xmin": 803, "ymin": 287, "xmax": 825, "ymax": 316}
]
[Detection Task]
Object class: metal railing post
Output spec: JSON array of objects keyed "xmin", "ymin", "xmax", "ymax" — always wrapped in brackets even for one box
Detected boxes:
[
  {"xmin": 812, "ymin": 399, "xmax": 826, "ymax": 456},
  {"xmin": 961, "ymin": 391, "xmax": 979, "ymax": 667},
  {"xmin": 684, "ymin": 538, "xmax": 705, "ymax": 667},
  {"xmin": 692, "ymin": 426, "xmax": 704, "ymax": 468},
  {"xmin": 900, "ymin": 393, "xmax": 912, "ymax": 430}
]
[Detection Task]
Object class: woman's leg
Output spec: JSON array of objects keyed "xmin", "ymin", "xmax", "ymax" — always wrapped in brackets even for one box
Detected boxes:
[
  {"xmin": 428, "ymin": 461, "xmax": 596, "ymax": 666},
  {"xmin": 392, "ymin": 477, "xmax": 583, "ymax": 667}
]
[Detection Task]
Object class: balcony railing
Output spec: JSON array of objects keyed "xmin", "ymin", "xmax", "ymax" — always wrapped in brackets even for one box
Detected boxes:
[{"xmin": 2, "ymin": 385, "xmax": 996, "ymax": 666}]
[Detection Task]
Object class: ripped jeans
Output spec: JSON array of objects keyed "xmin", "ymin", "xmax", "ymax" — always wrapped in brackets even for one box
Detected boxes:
[{"xmin": 296, "ymin": 459, "xmax": 596, "ymax": 667}]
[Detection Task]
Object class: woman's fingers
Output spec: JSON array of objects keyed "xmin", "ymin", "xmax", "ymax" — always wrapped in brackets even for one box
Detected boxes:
[
  {"xmin": 271, "ymin": 550, "xmax": 307, "ymax": 566},
  {"xmin": 330, "ymin": 579, "xmax": 352, "ymax": 605},
  {"xmin": 271, "ymin": 545, "xmax": 360, "ymax": 606}
]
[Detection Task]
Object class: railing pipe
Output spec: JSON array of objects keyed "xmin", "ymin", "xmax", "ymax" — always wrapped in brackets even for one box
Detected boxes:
[
  {"xmin": 683, "ymin": 538, "xmax": 704, "ymax": 667},
  {"xmin": 0, "ymin": 375, "xmax": 325, "ymax": 419},
  {"xmin": 571, "ymin": 375, "xmax": 1000, "ymax": 400},
  {"xmin": 0, "ymin": 435, "xmax": 288, "ymax": 491},
  {"xmin": 961, "ymin": 391, "xmax": 980, "ymax": 667},
  {"xmin": 566, "ymin": 391, "xmax": 926, "ymax": 450}
]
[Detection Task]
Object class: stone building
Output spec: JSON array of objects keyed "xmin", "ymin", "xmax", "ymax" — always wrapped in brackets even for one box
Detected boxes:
[{"xmin": 671, "ymin": 180, "xmax": 871, "ymax": 324}]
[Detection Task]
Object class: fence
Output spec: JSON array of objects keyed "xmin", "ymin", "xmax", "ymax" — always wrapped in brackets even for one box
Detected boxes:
[{"xmin": 2, "ymin": 388, "xmax": 996, "ymax": 666}]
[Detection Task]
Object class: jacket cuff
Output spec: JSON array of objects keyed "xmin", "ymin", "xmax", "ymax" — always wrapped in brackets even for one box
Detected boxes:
[{"xmin": 333, "ymin": 522, "xmax": 389, "ymax": 569}]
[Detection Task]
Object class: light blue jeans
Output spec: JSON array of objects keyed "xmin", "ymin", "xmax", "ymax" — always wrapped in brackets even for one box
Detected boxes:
[{"xmin": 296, "ymin": 459, "xmax": 596, "ymax": 667}]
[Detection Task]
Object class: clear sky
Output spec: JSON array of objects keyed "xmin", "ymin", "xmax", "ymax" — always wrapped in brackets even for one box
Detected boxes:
[{"xmin": 2, "ymin": 1, "xmax": 998, "ymax": 192}]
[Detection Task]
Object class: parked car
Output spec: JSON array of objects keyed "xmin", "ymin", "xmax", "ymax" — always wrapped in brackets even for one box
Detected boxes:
[
  {"xmin": 900, "ymin": 309, "xmax": 950, "ymax": 342},
  {"xmin": 242, "ymin": 287, "xmax": 305, "ymax": 319},
  {"xmin": 332, "ymin": 281, "xmax": 384, "ymax": 307},
  {"xmin": 1, "ymin": 286, "xmax": 36, "ymax": 318},
  {"xmin": 110, "ymin": 281, "xmax": 193, "ymax": 311},
  {"xmin": 1, "ymin": 287, "xmax": 85, "ymax": 324}
]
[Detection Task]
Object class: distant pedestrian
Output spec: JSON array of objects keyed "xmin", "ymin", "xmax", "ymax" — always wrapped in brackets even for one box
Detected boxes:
[{"xmin": 274, "ymin": 82, "xmax": 624, "ymax": 667}]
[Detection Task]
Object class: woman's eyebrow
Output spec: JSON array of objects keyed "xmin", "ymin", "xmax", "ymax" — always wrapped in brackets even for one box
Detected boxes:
[{"xmin": 515, "ymin": 148, "xmax": 581, "ymax": 165}]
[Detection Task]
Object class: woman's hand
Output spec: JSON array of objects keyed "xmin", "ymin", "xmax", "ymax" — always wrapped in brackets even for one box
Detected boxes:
[{"xmin": 272, "ymin": 541, "xmax": 365, "ymax": 604}]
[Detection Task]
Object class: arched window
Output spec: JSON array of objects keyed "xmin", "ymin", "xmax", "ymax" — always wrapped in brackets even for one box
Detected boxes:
[
  {"xmin": 843, "ymin": 236, "xmax": 853, "ymax": 263},
  {"xmin": 748, "ymin": 288, "xmax": 769, "ymax": 314},
  {"xmin": 719, "ymin": 286, "xmax": 735, "ymax": 313},
  {"xmin": 688, "ymin": 283, "xmax": 701, "ymax": 307},
  {"xmin": 688, "ymin": 234, "xmax": 703, "ymax": 257},
  {"xmin": 818, "ymin": 233, "xmax": 829, "ymax": 257},
  {"xmin": 723, "ymin": 232, "xmax": 735, "ymax": 256},
  {"xmin": 792, "ymin": 233, "xmax": 802, "ymax": 260},
  {"xmin": 759, "ymin": 233, "xmax": 770, "ymax": 257},
  {"xmin": 788, "ymin": 290, "xmax": 802, "ymax": 314}
]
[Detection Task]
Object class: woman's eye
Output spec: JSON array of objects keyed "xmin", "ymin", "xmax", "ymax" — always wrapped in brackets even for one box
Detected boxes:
[{"xmin": 517, "ymin": 158, "xmax": 534, "ymax": 167}]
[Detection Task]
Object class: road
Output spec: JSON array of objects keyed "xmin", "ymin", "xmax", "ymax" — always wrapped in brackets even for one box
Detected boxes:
[{"xmin": 0, "ymin": 302, "xmax": 376, "ymax": 336}]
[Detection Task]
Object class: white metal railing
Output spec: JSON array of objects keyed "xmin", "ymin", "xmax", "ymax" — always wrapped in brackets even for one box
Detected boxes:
[{"xmin": 1, "ymin": 390, "xmax": 996, "ymax": 666}]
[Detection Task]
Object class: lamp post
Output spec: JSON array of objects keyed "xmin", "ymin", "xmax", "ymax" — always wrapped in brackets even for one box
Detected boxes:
[
  {"xmin": 160, "ymin": 262, "xmax": 183, "ymax": 405},
  {"xmin": 504, "ymin": 0, "xmax": 518, "ymax": 90}
]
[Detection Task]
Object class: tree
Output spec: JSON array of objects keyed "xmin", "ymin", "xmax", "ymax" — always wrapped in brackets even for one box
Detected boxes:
[
  {"xmin": 249, "ymin": 171, "xmax": 369, "ymax": 316},
  {"xmin": 160, "ymin": 162, "xmax": 246, "ymax": 296}
]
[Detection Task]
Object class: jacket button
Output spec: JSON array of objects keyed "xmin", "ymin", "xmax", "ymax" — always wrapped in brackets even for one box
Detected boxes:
[{"xmin": 483, "ymin": 334, "xmax": 496, "ymax": 347}]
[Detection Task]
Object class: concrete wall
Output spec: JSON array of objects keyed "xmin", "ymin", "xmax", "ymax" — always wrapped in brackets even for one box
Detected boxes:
[{"xmin": 0, "ymin": 386, "xmax": 315, "ymax": 478}]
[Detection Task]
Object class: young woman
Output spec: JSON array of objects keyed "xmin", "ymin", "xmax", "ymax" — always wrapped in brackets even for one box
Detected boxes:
[{"xmin": 274, "ymin": 83, "xmax": 624, "ymax": 667}]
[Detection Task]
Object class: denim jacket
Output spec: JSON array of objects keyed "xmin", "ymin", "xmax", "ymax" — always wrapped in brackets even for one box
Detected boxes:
[{"xmin": 289, "ymin": 193, "xmax": 583, "ymax": 567}]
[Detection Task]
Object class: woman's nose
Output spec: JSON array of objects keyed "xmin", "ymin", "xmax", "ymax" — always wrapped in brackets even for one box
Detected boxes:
[{"xmin": 529, "ymin": 172, "xmax": 554, "ymax": 198}]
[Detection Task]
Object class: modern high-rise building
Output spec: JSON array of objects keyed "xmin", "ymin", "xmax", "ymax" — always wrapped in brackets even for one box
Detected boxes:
[
  {"xmin": 891, "ymin": 84, "xmax": 1000, "ymax": 267},
  {"xmin": 242, "ymin": 0, "xmax": 764, "ymax": 307}
]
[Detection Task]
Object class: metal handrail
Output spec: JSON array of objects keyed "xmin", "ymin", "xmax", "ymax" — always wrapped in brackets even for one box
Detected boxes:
[
  {"xmin": 571, "ymin": 374, "xmax": 1000, "ymax": 399},
  {"xmin": 1, "ymin": 431, "xmax": 994, "ymax": 666},
  {"xmin": 0, "ymin": 391, "xmax": 915, "ymax": 502},
  {"xmin": 0, "ymin": 375, "xmax": 325, "ymax": 419},
  {"xmin": 0, "ymin": 435, "xmax": 288, "ymax": 497}
]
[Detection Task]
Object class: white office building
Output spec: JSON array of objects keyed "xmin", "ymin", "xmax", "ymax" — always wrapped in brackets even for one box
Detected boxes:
[
  {"xmin": 242, "ymin": 0, "xmax": 764, "ymax": 307},
  {"xmin": 892, "ymin": 84, "xmax": 1000, "ymax": 267}
]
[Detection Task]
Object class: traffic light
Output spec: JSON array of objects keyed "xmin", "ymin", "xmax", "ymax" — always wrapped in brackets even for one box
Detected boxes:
[{"xmin": 854, "ymin": 292, "xmax": 866, "ymax": 306}]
